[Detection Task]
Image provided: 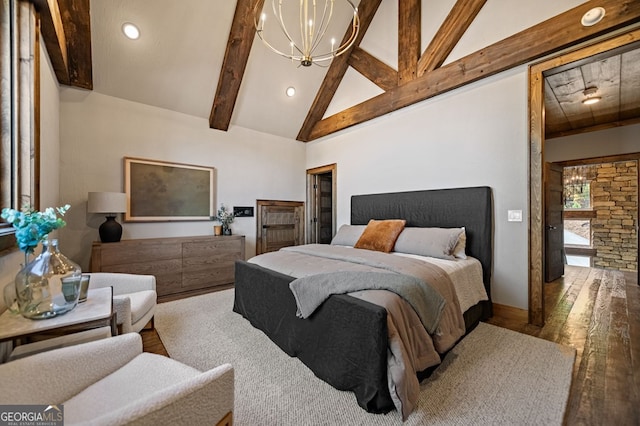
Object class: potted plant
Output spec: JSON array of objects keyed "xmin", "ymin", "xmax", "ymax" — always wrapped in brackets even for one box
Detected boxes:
[{"xmin": 213, "ymin": 204, "xmax": 236, "ymax": 235}]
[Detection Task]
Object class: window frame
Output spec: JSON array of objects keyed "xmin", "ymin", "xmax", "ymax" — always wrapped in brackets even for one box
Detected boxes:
[{"xmin": 0, "ymin": 0, "xmax": 40, "ymax": 255}]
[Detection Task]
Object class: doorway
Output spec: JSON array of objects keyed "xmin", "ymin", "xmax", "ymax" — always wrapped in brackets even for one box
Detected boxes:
[
  {"xmin": 558, "ymin": 156, "xmax": 639, "ymax": 272},
  {"xmin": 529, "ymin": 28, "xmax": 640, "ymax": 326},
  {"xmin": 306, "ymin": 164, "xmax": 336, "ymax": 244}
]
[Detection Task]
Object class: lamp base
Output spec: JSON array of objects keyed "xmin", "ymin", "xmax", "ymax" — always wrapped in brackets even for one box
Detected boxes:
[{"xmin": 99, "ymin": 216, "xmax": 123, "ymax": 243}]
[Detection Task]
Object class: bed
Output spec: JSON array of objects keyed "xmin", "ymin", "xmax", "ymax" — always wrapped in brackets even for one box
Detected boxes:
[{"xmin": 233, "ymin": 186, "xmax": 493, "ymax": 417}]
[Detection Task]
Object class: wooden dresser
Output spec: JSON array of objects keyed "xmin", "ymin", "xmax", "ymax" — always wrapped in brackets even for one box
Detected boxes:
[{"xmin": 90, "ymin": 235, "xmax": 245, "ymax": 301}]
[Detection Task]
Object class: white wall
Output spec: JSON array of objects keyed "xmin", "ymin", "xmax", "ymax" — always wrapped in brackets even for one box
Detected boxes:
[
  {"xmin": 58, "ymin": 90, "xmax": 306, "ymax": 270},
  {"xmin": 303, "ymin": 0, "xmax": 613, "ymax": 310},
  {"xmin": 545, "ymin": 124, "xmax": 640, "ymax": 162},
  {"xmin": 306, "ymin": 67, "xmax": 530, "ymax": 309}
]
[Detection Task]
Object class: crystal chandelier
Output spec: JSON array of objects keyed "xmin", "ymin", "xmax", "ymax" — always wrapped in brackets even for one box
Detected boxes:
[{"xmin": 255, "ymin": 0, "xmax": 360, "ymax": 67}]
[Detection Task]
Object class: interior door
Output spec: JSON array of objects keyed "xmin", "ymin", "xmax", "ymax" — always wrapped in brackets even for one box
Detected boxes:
[
  {"xmin": 309, "ymin": 172, "xmax": 333, "ymax": 244},
  {"xmin": 545, "ymin": 162, "xmax": 565, "ymax": 282},
  {"xmin": 256, "ymin": 200, "xmax": 304, "ymax": 255},
  {"xmin": 306, "ymin": 164, "xmax": 336, "ymax": 244}
]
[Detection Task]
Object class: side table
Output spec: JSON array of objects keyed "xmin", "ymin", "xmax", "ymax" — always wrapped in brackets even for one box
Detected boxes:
[{"xmin": 0, "ymin": 287, "xmax": 116, "ymax": 346}]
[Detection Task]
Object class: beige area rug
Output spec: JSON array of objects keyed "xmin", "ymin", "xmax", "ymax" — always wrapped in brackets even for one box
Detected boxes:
[{"xmin": 155, "ymin": 289, "xmax": 575, "ymax": 425}]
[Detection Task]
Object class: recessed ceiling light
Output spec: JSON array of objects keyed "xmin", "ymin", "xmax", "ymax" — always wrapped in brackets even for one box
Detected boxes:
[
  {"xmin": 286, "ymin": 87, "xmax": 296, "ymax": 97},
  {"xmin": 122, "ymin": 22, "xmax": 140, "ymax": 40},
  {"xmin": 581, "ymin": 7, "xmax": 605, "ymax": 27}
]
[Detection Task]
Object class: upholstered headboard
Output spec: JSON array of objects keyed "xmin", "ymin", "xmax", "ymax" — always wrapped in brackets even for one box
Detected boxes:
[{"xmin": 351, "ymin": 186, "xmax": 493, "ymax": 300}]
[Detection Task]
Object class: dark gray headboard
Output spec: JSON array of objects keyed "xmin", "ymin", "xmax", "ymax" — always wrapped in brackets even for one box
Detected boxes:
[{"xmin": 351, "ymin": 186, "xmax": 493, "ymax": 299}]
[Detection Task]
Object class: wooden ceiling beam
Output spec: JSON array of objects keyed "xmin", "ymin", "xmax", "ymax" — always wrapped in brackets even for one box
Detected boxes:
[
  {"xmin": 34, "ymin": 0, "xmax": 92, "ymax": 89},
  {"xmin": 209, "ymin": 0, "xmax": 264, "ymax": 131},
  {"xmin": 348, "ymin": 46, "xmax": 397, "ymax": 91},
  {"xmin": 297, "ymin": 0, "xmax": 383, "ymax": 142},
  {"xmin": 302, "ymin": 0, "xmax": 640, "ymax": 141},
  {"xmin": 398, "ymin": 0, "xmax": 420, "ymax": 85},
  {"xmin": 417, "ymin": 0, "xmax": 487, "ymax": 77},
  {"xmin": 57, "ymin": 0, "xmax": 92, "ymax": 89},
  {"xmin": 33, "ymin": 0, "xmax": 69, "ymax": 85}
]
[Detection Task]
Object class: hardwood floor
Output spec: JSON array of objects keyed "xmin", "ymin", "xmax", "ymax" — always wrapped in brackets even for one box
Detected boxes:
[
  {"xmin": 141, "ymin": 265, "xmax": 639, "ymax": 425},
  {"xmin": 488, "ymin": 266, "xmax": 639, "ymax": 425}
]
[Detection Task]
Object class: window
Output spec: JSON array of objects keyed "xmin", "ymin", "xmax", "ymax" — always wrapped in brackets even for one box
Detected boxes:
[
  {"xmin": 563, "ymin": 165, "xmax": 595, "ymax": 210},
  {"xmin": 564, "ymin": 219, "xmax": 591, "ymax": 246},
  {"xmin": 563, "ymin": 165, "xmax": 597, "ymax": 267},
  {"xmin": 0, "ymin": 0, "xmax": 40, "ymax": 254}
]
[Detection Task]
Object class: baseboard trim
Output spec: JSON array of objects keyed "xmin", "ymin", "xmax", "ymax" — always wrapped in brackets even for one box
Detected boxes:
[{"xmin": 492, "ymin": 303, "xmax": 528, "ymax": 323}]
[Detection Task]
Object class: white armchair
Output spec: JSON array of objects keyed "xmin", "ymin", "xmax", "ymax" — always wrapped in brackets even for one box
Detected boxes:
[
  {"xmin": 0, "ymin": 333, "xmax": 234, "ymax": 426},
  {"xmin": 87, "ymin": 273, "xmax": 157, "ymax": 334}
]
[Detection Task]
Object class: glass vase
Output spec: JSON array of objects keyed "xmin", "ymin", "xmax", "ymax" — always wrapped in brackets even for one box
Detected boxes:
[
  {"xmin": 223, "ymin": 224, "xmax": 232, "ymax": 235},
  {"xmin": 14, "ymin": 238, "xmax": 82, "ymax": 320}
]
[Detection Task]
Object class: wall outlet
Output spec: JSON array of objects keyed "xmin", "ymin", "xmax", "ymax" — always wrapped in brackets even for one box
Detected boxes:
[{"xmin": 508, "ymin": 210, "xmax": 523, "ymax": 222}]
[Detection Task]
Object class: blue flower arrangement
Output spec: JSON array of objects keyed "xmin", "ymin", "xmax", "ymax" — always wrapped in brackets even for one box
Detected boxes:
[{"xmin": 1, "ymin": 204, "xmax": 70, "ymax": 255}]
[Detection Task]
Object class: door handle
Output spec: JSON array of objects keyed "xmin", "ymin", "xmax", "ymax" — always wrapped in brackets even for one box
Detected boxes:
[{"xmin": 546, "ymin": 225, "xmax": 557, "ymax": 230}]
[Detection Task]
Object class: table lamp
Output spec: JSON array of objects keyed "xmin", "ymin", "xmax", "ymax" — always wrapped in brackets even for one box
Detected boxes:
[{"xmin": 88, "ymin": 192, "xmax": 127, "ymax": 243}]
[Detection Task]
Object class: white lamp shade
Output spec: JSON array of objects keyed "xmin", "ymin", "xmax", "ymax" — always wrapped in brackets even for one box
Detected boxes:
[{"xmin": 88, "ymin": 192, "xmax": 127, "ymax": 214}]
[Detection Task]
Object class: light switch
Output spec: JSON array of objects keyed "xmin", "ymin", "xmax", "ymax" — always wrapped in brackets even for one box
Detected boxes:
[{"xmin": 508, "ymin": 210, "xmax": 523, "ymax": 222}]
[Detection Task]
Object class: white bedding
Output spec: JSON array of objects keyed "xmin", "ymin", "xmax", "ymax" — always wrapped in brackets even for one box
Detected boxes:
[
  {"xmin": 391, "ymin": 252, "xmax": 488, "ymax": 313},
  {"xmin": 327, "ymin": 245, "xmax": 489, "ymax": 314}
]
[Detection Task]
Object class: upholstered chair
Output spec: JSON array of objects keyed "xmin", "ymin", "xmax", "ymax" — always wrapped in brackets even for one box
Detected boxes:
[
  {"xmin": 0, "ymin": 333, "xmax": 234, "ymax": 425},
  {"xmin": 87, "ymin": 272, "xmax": 157, "ymax": 333}
]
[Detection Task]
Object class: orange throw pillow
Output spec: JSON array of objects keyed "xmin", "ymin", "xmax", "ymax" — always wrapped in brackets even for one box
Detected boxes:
[{"xmin": 354, "ymin": 219, "xmax": 407, "ymax": 253}]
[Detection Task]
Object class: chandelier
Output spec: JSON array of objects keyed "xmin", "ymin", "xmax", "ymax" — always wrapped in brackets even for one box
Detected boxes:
[
  {"xmin": 255, "ymin": 0, "xmax": 360, "ymax": 67},
  {"xmin": 563, "ymin": 165, "xmax": 596, "ymax": 208}
]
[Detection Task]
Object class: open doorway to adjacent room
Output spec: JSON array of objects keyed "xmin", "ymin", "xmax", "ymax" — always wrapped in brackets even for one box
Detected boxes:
[
  {"xmin": 529, "ymin": 28, "xmax": 640, "ymax": 326},
  {"xmin": 306, "ymin": 164, "xmax": 336, "ymax": 244}
]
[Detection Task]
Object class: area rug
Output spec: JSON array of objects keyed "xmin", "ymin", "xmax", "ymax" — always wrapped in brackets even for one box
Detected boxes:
[{"xmin": 155, "ymin": 289, "xmax": 575, "ymax": 425}]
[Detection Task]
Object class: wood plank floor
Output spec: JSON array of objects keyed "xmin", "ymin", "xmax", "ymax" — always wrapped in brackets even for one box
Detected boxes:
[
  {"xmin": 141, "ymin": 265, "xmax": 639, "ymax": 425},
  {"xmin": 487, "ymin": 266, "xmax": 639, "ymax": 425}
]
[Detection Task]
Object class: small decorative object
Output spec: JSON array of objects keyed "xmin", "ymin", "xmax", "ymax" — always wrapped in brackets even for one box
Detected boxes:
[
  {"xmin": 1, "ymin": 204, "xmax": 82, "ymax": 319},
  {"xmin": 214, "ymin": 225, "xmax": 223, "ymax": 236},
  {"xmin": 212, "ymin": 204, "xmax": 236, "ymax": 236},
  {"xmin": 87, "ymin": 192, "xmax": 127, "ymax": 243},
  {"xmin": 78, "ymin": 274, "xmax": 91, "ymax": 303}
]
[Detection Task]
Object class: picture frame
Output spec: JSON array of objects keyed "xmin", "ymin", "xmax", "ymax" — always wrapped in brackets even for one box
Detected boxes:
[{"xmin": 124, "ymin": 157, "xmax": 216, "ymax": 222}]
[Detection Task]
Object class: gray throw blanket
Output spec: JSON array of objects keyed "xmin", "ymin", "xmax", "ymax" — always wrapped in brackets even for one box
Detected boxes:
[{"xmin": 289, "ymin": 271, "xmax": 445, "ymax": 334}]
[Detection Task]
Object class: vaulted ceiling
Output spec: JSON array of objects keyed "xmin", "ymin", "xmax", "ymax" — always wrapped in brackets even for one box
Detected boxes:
[{"xmin": 37, "ymin": 0, "xmax": 640, "ymax": 142}]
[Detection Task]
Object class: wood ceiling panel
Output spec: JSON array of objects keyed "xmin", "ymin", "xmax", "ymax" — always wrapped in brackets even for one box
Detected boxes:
[
  {"xmin": 544, "ymin": 68, "xmax": 593, "ymax": 130},
  {"xmin": 544, "ymin": 43, "xmax": 640, "ymax": 139},
  {"xmin": 543, "ymin": 82, "xmax": 566, "ymax": 135},
  {"xmin": 620, "ymin": 49, "xmax": 640, "ymax": 120},
  {"xmin": 580, "ymin": 56, "xmax": 621, "ymax": 124}
]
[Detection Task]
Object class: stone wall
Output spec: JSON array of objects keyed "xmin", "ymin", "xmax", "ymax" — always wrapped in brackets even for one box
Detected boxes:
[{"xmin": 591, "ymin": 161, "xmax": 638, "ymax": 272}]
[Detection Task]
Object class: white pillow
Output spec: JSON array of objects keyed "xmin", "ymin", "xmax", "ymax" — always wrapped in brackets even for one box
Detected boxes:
[
  {"xmin": 393, "ymin": 227, "xmax": 465, "ymax": 260},
  {"xmin": 330, "ymin": 225, "xmax": 366, "ymax": 247},
  {"xmin": 452, "ymin": 227, "xmax": 467, "ymax": 259}
]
